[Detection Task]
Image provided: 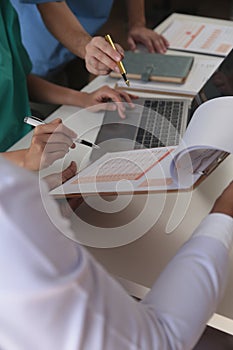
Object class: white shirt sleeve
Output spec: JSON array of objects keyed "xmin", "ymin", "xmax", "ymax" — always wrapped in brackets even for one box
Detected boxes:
[{"xmin": 0, "ymin": 157, "xmax": 232, "ymax": 350}]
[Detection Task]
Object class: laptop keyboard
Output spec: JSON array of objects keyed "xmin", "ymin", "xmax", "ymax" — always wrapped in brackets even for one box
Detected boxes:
[{"xmin": 135, "ymin": 99, "xmax": 185, "ymax": 149}]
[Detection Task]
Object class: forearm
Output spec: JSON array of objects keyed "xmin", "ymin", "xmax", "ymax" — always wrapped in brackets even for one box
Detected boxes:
[
  {"xmin": 27, "ymin": 74, "xmax": 87, "ymax": 108},
  {"xmin": 126, "ymin": 0, "xmax": 146, "ymax": 29},
  {"xmin": 37, "ymin": 1, "xmax": 91, "ymax": 59},
  {"xmin": 1, "ymin": 150, "xmax": 28, "ymax": 168},
  {"xmin": 142, "ymin": 213, "xmax": 233, "ymax": 349}
]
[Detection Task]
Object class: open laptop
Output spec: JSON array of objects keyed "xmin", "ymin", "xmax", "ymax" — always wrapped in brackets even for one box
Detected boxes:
[{"xmin": 91, "ymin": 49, "xmax": 233, "ymax": 160}]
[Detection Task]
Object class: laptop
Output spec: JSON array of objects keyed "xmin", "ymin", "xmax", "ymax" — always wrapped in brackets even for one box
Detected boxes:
[{"xmin": 91, "ymin": 49, "xmax": 233, "ymax": 160}]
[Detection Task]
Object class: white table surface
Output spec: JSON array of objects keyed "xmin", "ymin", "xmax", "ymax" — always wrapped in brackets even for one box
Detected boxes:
[{"xmin": 10, "ymin": 13, "xmax": 233, "ymax": 334}]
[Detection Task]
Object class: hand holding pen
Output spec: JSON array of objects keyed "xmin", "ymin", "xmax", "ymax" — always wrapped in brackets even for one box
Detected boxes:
[
  {"xmin": 85, "ymin": 35, "xmax": 128, "ymax": 78},
  {"xmin": 105, "ymin": 34, "xmax": 130, "ymax": 87},
  {"xmin": 23, "ymin": 117, "xmax": 98, "ymax": 171},
  {"xmin": 24, "ymin": 116, "xmax": 100, "ymax": 149}
]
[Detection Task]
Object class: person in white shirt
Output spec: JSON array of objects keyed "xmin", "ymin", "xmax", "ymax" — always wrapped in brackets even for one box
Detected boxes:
[{"xmin": 0, "ymin": 156, "xmax": 232, "ymax": 350}]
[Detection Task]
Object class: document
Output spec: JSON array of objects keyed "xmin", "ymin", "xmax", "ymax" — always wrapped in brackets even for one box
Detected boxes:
[
  {"xmin": 163, "ymin": 19, "xmax": 233, "ymax": 56},
  {"xmin": 115, "ymin": 54, "xmax": 223, "ymax": 97},
  {"xmin": 50, "ymin": 96, "xmax": 233, "ymax": 197}
]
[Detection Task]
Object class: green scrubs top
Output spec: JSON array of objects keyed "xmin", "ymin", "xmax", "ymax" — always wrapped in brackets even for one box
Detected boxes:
[{"xmin": 0, "ymin": 0, "xmax": 32, "ymax": 151}]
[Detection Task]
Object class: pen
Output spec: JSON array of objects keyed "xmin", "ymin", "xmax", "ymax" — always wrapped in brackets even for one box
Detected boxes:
[
  {"xmin": 24, "ymin": 116, "xmax": 100, "ymax": 149},
  {"xmin": 105, "ymin": 34, "xmax": 130, "ymax": 87}
]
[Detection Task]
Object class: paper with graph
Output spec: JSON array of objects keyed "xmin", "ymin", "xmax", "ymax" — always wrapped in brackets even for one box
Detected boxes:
[
  {"xmin": 163, "ymin": 19, "xmax": 233, "ymax": 56},
  {"xmin": 50, "ymin": 97, "xmax": 233, "ymax": 197}
]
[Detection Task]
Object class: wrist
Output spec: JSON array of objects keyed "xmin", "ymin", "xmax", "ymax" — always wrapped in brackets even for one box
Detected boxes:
[
  {"xmin": 22, "ymin": 149, "xmax": 37, "ymax": 171},
  {"xmin": 64, "ymin": 89, "xmax": 82, "ymax": 107},
  {"xmin": 78, "ymin": 92, "xmax": 89, "ymax": 108},
  {"xmin": 76, "ymin": 33, "xmax": 92, "ymax": 59},
  {"xmin": 83, "ymin": 35, "xmax": 93, "ymax": 58},
  {"xmin": 3, "ymin": 149, "xmax": 31, "ymax": 170},
  {"xmin": 128, "ymin": 22, "xmax": 146, "ymax": 31},
  {"xmin": 68, "ymin": 90, "xmax": 89, "ymax": 108},
  {"xmin": 70, "ymin": 33, "xmax": 92, "ymax": 59}
]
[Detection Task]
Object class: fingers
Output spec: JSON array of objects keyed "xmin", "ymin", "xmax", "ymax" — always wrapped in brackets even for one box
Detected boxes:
[
  {"xmin": 61, "ymin": 161, "xmax": 77, "ymax": 183},
  {"xmin": 109, "ymin": 92, "xmax": 135, "ymax": 119},
  {"xmin": 91, "ymin": 98, "xmax": 125, "ymax": 119},
  {"xmin": 140, "ymin": 34, "xmax": 168, "ymax": 53},
  {"xmin": 43, "ymin": 161, "xmax": 77, "ymax": 191},
  {"xmin": 34, "ymin": 118, "xmax": 77, "ymax": 140},
  {"xmin": 33, "ymin": 118, "xmax": 77, "ymax": 148},
  {"xmin": 86, "ymin": 57, "xmax": 111, "ymax": 75},
  {"xmin": 85, "ymin": 36, "xmax": 123, "ymax": 75},
  {"xmin": 90, "ymin": 86, "xmax": 138, "ymax": 119},
  {"xmin": 127, "ymin": 36, "xmax": 137, "ymax": 51},
  {"xmin": 41, "ymin": 151, "xmax": 72, "ymax": 169},
  {"xmin": 58, "ymin": 196, "xmax": 84, "ymax": 218},
  {"xmin": 32, "ymin": 134, "xmax": 73, "ymax": 151},
  {"xmin": 26, "ymin": 119, "xmax": 77, "ymax": 170},
  {"xmin": 211, "ymin": 180, "xmax": 233, "ymax": 217},
  {"xmin": 115, "ymin": 43, "xmax": 124, "ymax": 58},
  {"xmin": 118, "ymin": 91, "xmax": 139, "ymax": 107},
  {"xmin": 128, "ymin": 28, "xmax": 169, "ymax": 54},
  {"xmin": 150, "ymin": 34, "xmax": 168, "ymax": 53}
]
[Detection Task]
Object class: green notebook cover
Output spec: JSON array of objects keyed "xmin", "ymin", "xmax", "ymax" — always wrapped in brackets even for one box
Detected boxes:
[{"xmin": 111, "ymin": 51, "xmax": 194, "ymax": 84}]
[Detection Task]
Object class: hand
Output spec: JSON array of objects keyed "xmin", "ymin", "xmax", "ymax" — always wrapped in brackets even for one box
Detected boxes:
[
  {"xmin": 85, "ymin": 36, "xmax": 124, "ymax": 75},
  {"xmin": 127, "ymin": 26, "xmax": 169, "ymax": 53},
  {"xmin": 80, "ymin": 86, "xmax": 138, "ymax": 119},
  {"xmin": 23, "ymin": 118, "xmax": 77, "ymax": 170},
  {"xmin": 211, "ymin": 181, "xmax": 233, "ymax": 218},
  {"xmin": 43, "ymin": 160, "xmax": 77, "ymax": 190},
  {"xmin": 43, "ymin": 161, "xmax": 83, "ymax": 217}
]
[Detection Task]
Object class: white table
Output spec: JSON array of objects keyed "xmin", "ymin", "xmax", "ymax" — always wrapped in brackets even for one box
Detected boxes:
[{"xmin": 10, "ymin": 13, "xmax": 233, "ymax": 335}]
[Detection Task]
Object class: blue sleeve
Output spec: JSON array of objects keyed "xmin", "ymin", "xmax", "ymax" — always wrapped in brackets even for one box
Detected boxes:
[{"xmin": 19, "ymin": 0, "xmax": 63, "ymax": 3}]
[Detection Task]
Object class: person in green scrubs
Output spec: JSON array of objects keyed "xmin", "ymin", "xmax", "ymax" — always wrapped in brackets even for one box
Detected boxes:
[
  {"xmin": 0, "ymin": 0, "xmax": 136, "ymax": 171},
  {"xmin": 0, "ymin": 0, "xmax": 32, "ymax": 152}
]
